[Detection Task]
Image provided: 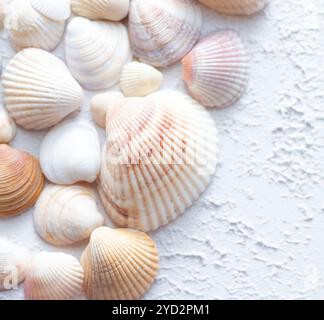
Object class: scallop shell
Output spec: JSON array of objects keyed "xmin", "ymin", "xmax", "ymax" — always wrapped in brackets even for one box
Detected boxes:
[
  {"xmin": 181, "ymin": 31, "xmax": 249, "ymax": 108},
  {"xmin": 98, "ymin": 90, "xmax": 218, "ymax": 231},
  {"xmin": 34, "ymin": 184, "xmax": 104, "ymax": 246},
  {"xmin": 2, "ymin": 48, "xmax": 83, "ymax": 130},
  {"xmin": 0, "ymin": 144, "xmax": 45, "ymax": 218},
  {"xmin": 120, "ymin": 62, "xmax": 163, "ymax": 97},
  {"xmin": 24, "ymin": 252, "xmax": 84, "ymax": 300},
  {"xmin": 65, "ymin": 17, "xmax": 131, "ymax": 90},
  {"xmin": 81, "ymin": 226, "xmax": 159, "ymax": 300},
  {"xmin": 71, "ymin": 0, "xmax": 129, "ymax": 22},
  {"xmin": 30, "ymin": 0, "xmax": 71, "ymax": 21},
  {"xmin": 129, "ymin": 0, "xmax": 202, "ymax": 67},
  {"xmin": 0, "ymin": 105, "xmax": 16, "ymax": 143},
  {"xmin": 40, "ymin": 119, "xmax": 101, "ymax": 185}
]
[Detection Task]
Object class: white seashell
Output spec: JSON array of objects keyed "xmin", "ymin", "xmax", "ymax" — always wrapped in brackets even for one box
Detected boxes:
[
  {"xmin": 129, "ymin": 0, "xmax": 202, "ymax": 67},
  {"xmin": 90, "ymin": 91, "xmax": 125, "ymax": 128},
  {"xmin": 71, "ymin": 0, "xmax": 129, "ymax": 22},
  {"xmin": 40, "ymin": 119, "xmax": 101, "ymax": 185},
  {"xmin": 30, "ymin": 0, "xmax": 71, "ymax": 21},
  {"xmin": 120, "ymin": 62, "xmax": 163, "ymax": 97},
  {"xmin": 2, "ymin": 48, "xmax": 83, "ymax": 130},
  {"xmin": 65, "ymin": 17, "xmax": 131, "ymax": 90},
  {"xmin": 98, "ymin": 90, "xmax": 218, "ymax": 232},
  {"xmin": 0, "ymin": 105, "xmax": 16, "ymax": 143},
  {"xmin": 34, "ymin": 184, "xmax": 104, "ymax": 246},
  {"xmin": 24, "ymin": 252, "xmax": 84, "ymax": 300},
  {"xmin": 181, "ymin": 31, "xmax": 249, "ymax": 109}
]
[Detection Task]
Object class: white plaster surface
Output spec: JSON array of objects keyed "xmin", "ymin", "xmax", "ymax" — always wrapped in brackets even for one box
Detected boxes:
[{"xmin": 1, "ymin": 0, "xmax": 324, "ymax": 300}]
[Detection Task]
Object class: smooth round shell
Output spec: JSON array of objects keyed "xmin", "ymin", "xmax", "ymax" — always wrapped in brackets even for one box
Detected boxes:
[
  {"xmin": 30, "ymin": 0, "xmax": 71, "ymax": 21},
  {"xmin": 0, "ymin": 105, "xmax": 16, "ymax": 143}
]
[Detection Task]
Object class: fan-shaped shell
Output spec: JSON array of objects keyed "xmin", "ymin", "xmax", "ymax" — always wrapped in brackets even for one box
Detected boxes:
[
  {"xmin": 98, "ymin": 90, "xmax": 218, "ymax": 231},
  {"xmin": 81, "ymin": 227, "xmax": 159, "ymax": 300},
  {"xmin": 181, "ymin": 30, "xmax": 249, "ymax": 108},
  {"xmin": 129, "ymin": 0, "xmax": 202, "ymax": 67},
  {"xmin": 0, "ymin": 105, "xmax": 16, "ymax": 143},
  {"xmin": 65, "ymin": 17, "xmax": 131, "ymax": 90},
  {"xmin": 0, "ymin": 144, "xmax": 45, "ymax": 217},
  {"xmin": 30, "ymin": 0, "xmax": 71, "ymax": 21},
  {"xmin": 24, "ymin": 252, "xmax": 84, "ymax": 300},
  {"xmin": 40, "ymin": 119, "xmax": 101, "ymax": 185},
  {"xmin": 2, "ymin": 48, "xmax": 83, "ymax": 130},
  {"xmin": 34, "ymin": 184, "xmax": 104, "ymax": 246}
]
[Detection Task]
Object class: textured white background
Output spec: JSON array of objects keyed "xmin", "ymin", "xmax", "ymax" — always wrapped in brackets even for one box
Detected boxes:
[{"xmin": 1, "ymin": 0, "xmax": 324, "ymax": 300}]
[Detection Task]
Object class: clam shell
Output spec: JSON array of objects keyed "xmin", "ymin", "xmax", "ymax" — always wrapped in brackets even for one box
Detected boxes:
[
  {"xmin": 40, "ymin": 119, "xmax": 101, "ymax": 185},
  {"xmin": 0, "ymin": 144, "xmax": 45, "ymax": 218},
  {"xmin": 129, "ymin": 0, "xmax": 202, "ymax": 67},
  {"xmin": 81, "ymin": 227, "xmax": 159, "ymax": 300},
  {"xmin": 120, "ymin": 62, "xmax": 163, "ymax": 97},
  {"xmin": 181, "ymin": 30, "xmax": 249, "ymax": 108},
  {"xmin": 0, "ymin": 105, "xmax": 16, "ymax": 143},
  {"xmin": 30, "ymin": 0, "xmax": 71, "ymax": 21},
  {"xmin": 98, "ymin": 90, "xmax": 218, "ymax": 231},
  {"xmin": 65, "ymin": 17, "xmax": 131, "ymax": 90},
  {"xmin": 24, "ymin": 252, "xmax": 84, "ymax": 300},
  {"xmin": 2, "ymin": 48, "xmax": 83, "ymax": 130},
  {"xmin": 34, "ymin": 184, "xmax": 104, "ymax": 246}
]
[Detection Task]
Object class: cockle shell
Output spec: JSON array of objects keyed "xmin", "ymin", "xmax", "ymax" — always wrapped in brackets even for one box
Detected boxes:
[
  {"xmin": 0, "ymin": 105, "xmax": 16, "ymax": 143},
  {"xmin": 129, "ymin": 0, "xmax": 202, "ymax": 67},
  {"xmin": 2, "ymin": 48, "xmax": 83, "ymax": 130},
  {"xmin": 81, "ymin": 227, "xmax": 159, "ymax": 300},
  {"xmin": 98, "ymin": 90, "xmax": 218, "ymax": 232},
  {"xmin": 181, "ymin": 30, "xmax": 249, "ymax": 108},
  {"xmin": 40, "ymin": 119, "xmax": 101, "ymax": 185},
  {"xmin": 30, "ymin": 0, "xmax": 71, "ymax": 21},
  {"xmin": 120, "ymin": 62, "xmax": 163, "ymax": 97},
  {"xmin": 0, "ymin": 144, "xmax": 44, "ymax": 217},
  {"xmin": 71, "ymin": 0, "xmax": 129, "ymax": 22},
  {"xmin": 65, "ymin": 17, "xmax": 131, "ymax": 90},
  {"xmin": 24, "ymin": 252, "xmax": 84, "ymax": 300},
  {"xmin": 34, "ymin": 184, "xmax": 104, "ymax": 246}
]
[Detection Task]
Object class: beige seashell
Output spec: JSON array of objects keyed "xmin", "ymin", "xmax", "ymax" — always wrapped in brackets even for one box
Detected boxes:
[
  {"xmin": 34, "ymin": 184, "xmax": 104, "ymax": 246},
  {"xmin": 91, "ymin": 91, "xmax": 125, "ymax": 128},
  {"xmin": 0, "ymin": 105, "xmax": 16, "ymax": 143},
  {"xmin": 81, "ymin": 226, "xmax": 159, "ymax": 300},
  {"xmin": 71, "ymin": 0, "xmax": 129, "ymax": 22},
  {"xmin": 30, "ymin": 0, "xmax": 71, "ymax": 21},
  {"xmin": 2, "ymin": 48, "xmax": 83, "ymax": 130},
  {"xmin": 65, "ymin": 17, "xmax": 131, "ymax": 90},
  {"xmin": 181, "ymin": 30, "xmax": 249, "ymax": 108},
  {"xmin": 24, "ymin": 252, "xmax": 84, "ymax": 300},
  {"xmin": 129, "ymin": 0, "xmax": 202, "ymax": 67},
  {"xmin": 98, "ymin": 90, "xmax": 218, "ymax": 231},
  {"xmin": 120, "ymin": 62, "xmax": 163, "ymax": 97},
  {"xmin": 0, "ymin": 144, "xmax": 45, "ymax": 218}
]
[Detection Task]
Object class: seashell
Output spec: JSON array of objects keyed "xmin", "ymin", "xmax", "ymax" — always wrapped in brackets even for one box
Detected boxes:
[
  {"xmin": 40, "ymin": 119, "xmax": 101, "ymax": 185},
  {"xmin": 65, "ymin": 17, "xmax": 131, "ymax": 91},
  {"xmin": 91, "ymin": 91, "xmax": 125, "ymax": 128},
  {"xmin": 0, "ymin": 144, "xmax": 45, "ymax": 218},
  {"xmin": 81, "ymin": 226, "xmax": 159, "ymax": 300},
  {"xmin": 181, "ymin": 30, "xmax": 249, "ymax": 108},
  {"xmin": 0, "ymin": 105, "xmax": 16, "ymax": 143},
  {"xmin": 120, "ymin": 62, "xmax": 163, "ymax": 97},
  {"xmin": 24, "ymin": 252, "xmax": 84, "ymax": 300},
  {"xmin": 34, "ymin": 184, "xmax": 104, "ymax": 246},
  {"xmin": 198, "ymin": 0, "xmax": 267, "ymax": 15},
  {"xmin": 71, "ymin": 0, "xmax": 129, "ymax": 22},
  {"xmin": 2, "ymin": 48, "xmax": 83, "ymax": 130},
  {"xmin": 128, "ymin": 0, "xmax": 202, "ymax": 67},
  {"xmin": 98, "ymin": 90, "xmax": 218, "ymax": 231},
  {"xmin": 0, "ymin": 238, "xmax": 31, "ymax": 291},
  {"xmin": 30, "ymin": 0, "xmax": 71, "ymax": 21}
]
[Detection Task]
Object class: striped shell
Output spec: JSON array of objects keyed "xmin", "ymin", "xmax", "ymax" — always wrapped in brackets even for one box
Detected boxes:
[{"xmin": 0, "ymin": 105, "xmax": 16, "ymax": 143}]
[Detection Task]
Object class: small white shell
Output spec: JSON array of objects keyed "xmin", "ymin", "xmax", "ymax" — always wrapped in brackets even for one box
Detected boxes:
[
  {"xmin": 40, "ymin": 119, "xmax": 101, "ymax": 185},
  {"xmin": 30, "ymin": 0, "xmax": 71, "ymax": 21},
  {"xmin": 0, "ymin": 105, "xmax": 16, "ymax": 143}
]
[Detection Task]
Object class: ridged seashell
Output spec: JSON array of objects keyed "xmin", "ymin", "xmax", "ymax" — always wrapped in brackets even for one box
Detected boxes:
[
  {"xmin": 2, "ymin": 48, "xmax": 83, "ymax": 130},
  {"xmin": 98, "ymin": 90, "xmax": 218, "ymax": 231},
  {"xmin": 0, "ymin": 145, "xmax": 45, "ymax": 218},
  {"xmin": 81, "ymin": 227, "xmax": 159, "ymax": 300},
  {"xmin": 120, "ymin": 62, "xmax": 163, "ymax": 97},
  {"xmin": 90, "ymin": 91, "xmax": 125, "ymax": 128},
  {"xmin": 65, "ymin": 17, "xmax": 131, "ymax": 90},
  {"xmin": 0, "ymin": 105, "xmax": 16, "ymax": 143},
  {"xmin": 129, "ymin": 0, "xmax": 202, "ymax": 67},
  {"xmin": 34, "ymin": 184, "xmax": 104, "ymax": 246},
  {"xmin": 40, "ymin": 119, "xmax": 101, "ymax": 185},
  {"xmin": 30, "ymin": 0, "xmax": 71, "ymax": 21},
  {"xmin": 24, "ymin": 252, "xmax": 84, "ymax": 300},
  {"xmin": 0, "ymin": 238, "xmax": 31, "ymax": 291},
  {"xmin": 181, "ymin": 31, "xmax": 249, "ymax": 108},
  {"xmin": 71, "ymin": 0, "xmax": 129, "ymax": 22}
]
